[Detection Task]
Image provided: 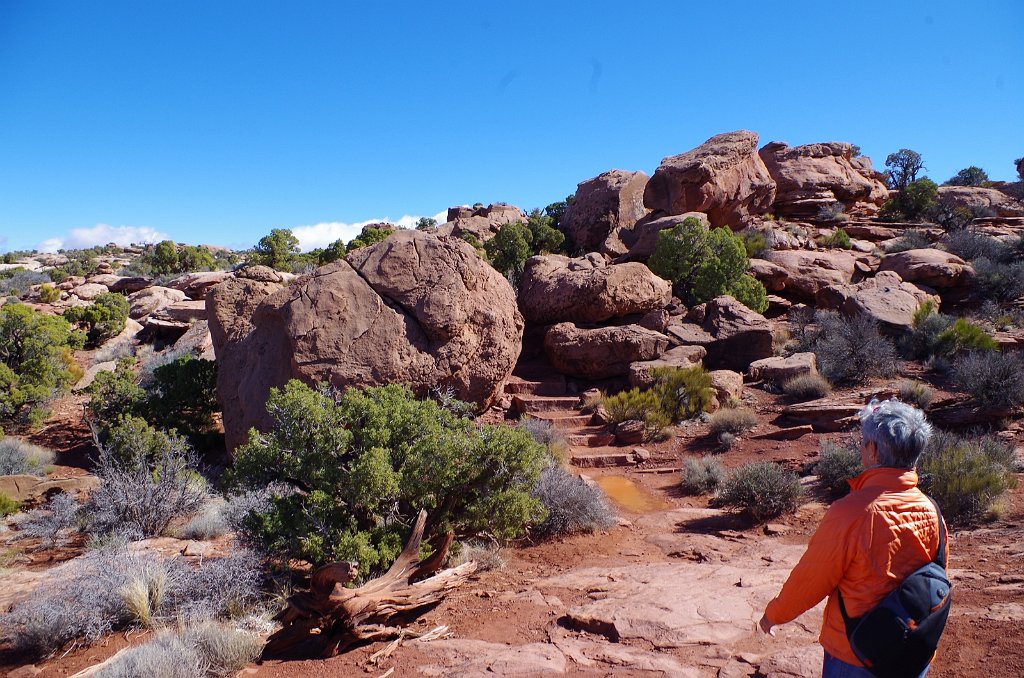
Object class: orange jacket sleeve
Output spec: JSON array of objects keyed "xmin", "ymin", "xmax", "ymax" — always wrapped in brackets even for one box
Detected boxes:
[{"xmin": 764, "ymin": 503, "xmax": 856, "ymax": 625}]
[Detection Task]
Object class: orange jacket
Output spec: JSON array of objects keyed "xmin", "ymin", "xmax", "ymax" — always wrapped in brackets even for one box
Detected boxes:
[{"xmin": 764, "ymin": 467, "xmax": 946, "ymax": 667}]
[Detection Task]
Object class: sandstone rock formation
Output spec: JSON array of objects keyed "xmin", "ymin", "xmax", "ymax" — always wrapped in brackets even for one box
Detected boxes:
[
  {"xmin": 769, "ymin": 249, "xmax": 862, "ymax": 302},
  {"xmin": 166, "ymin": 271, "xmax": 231, "ymax": 300},
  {"xmin": 544, "ymin": 323, "xmax": 669, "ymax": 380},
  {"xmin": 938, "ymin": 186, "xmax": 1024, "ymax": 218},
  {"xmin": 127, "ymin": 286, "xmax": 187, "ymax": 320},
  {"xmin": 877, "ymin": 249, "xmax": 974, "ymax": 288},
  {"xmin": 560, "ymin": 170, "xmax": 649, "ymax": 253},
  {"xmin": 210, "ymin": 230, "xmax": 523, "ymax": 450},
  {"xmin": 758, "ymin": 141, "xmax": 889, "ymax": 218},
  {"xmin": 643, "ymin": 131, "xmax": 776, "ymax": 228},
  {"xmin": 517, "ymin": 254, "xmax": 670, "ymax": 325},
  {"xmin": 749, "ymin": 353, "xmax": 817, "ymax": 383},
  {"xmin": 436, "ymin": 203, "xmax": 526, "ymax": 243},
  {"xmin": 817, "ymin": 271, "xmax": 939, "ymax": 334},
  {"xmin": 668, "ymin": 296, "xmax": 773, "ymax": 371}
]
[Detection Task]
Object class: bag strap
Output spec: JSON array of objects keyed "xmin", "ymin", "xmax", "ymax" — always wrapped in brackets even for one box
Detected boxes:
[
  {"xmin": 924, "ymin": 494, "xmax": 947, "ymax": 570},
  {"xmin": 835, "ymin": 494, "xmax": 947, "ymax": 632}
]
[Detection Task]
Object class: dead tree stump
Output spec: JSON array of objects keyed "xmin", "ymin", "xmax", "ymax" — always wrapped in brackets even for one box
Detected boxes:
[{"xmin": 262, "ymin": 510, "xmax": 477, "ymax": 659}]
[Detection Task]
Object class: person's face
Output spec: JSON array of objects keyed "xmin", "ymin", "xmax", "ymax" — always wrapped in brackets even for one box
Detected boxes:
[{"xmin": 860, "ymin": 435, "xmax": 879, "ymax": 468}]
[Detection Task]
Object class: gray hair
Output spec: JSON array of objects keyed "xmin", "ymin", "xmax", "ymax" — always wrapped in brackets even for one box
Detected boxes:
[{"xmin": 857, "ymin": 398, "xmax": 933, "ymax": 469}]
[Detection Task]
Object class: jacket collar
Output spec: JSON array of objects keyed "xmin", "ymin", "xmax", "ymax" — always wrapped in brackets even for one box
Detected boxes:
[{"xmin": 848, "ymin": 466, "xmax": 919, "ymax": 493}]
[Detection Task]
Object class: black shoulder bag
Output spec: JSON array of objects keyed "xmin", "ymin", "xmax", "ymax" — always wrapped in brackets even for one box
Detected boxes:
[{"xmin": 837, "ymin": 496, "xmax": 952, "ymax": 678}]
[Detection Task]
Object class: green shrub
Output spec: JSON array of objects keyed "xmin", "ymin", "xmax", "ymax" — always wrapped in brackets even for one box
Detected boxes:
[
  {"xmin": 896, "ymin": 380, "xmax": 934, "ymax": 410},
  {"xmin": 918, "ymin": 432, "xmax": 1018, "ymax": 526},
  {"xmin": 603, "ymin": 387, "xmax": 664, "ymax": 426},
  {"xmin": 815, "ymin": 441, "xmax": 863, "ymax": 499},
  {"xmin": 648, "ymin": 217, "xmax": 768, "ymax": 313},
  {"xmin": 902, "ymin": 301, "xmax": 955, "ymax": 360},
  {"xmin": 86, "ymin": 358, "xmax": 146, "ymax": 432},
  {"xmin": 252, "ymin": 228, "xmax": 300, "ymax": 271},
  {"xmin": 649, "ymin": 365, "xmax": 713, "ymax": 422},
  {"xmin": 716, "ymin": 462, "xmax": 803, "ymax": 523},
  {"xmin": 738, "ymin": 229, "xmax": 770, "ymax": 258},
  {"xmin": 602, "ymin": 366, "xmax": 712, "ymax": 440},
  {"xmin": 782, "ymin": 373, "xmax": 831, "ymax": 402},
  {"xmin": 147, "ymin": 356, "xmax": 219, "ymax": 447},
  {"xmin": 345, "ymin": 225, "xmax": 393, "ymax": 253},
  {"xmin": 817, "ymin": 228, "xmax": 852, "ymax": 249},
  {"xmin": 936, "ymin": 317, "xmax": 998, "ymax": 354},
  {"xmin": 484, "ymin": 222, "xmax": 533, "ymax": 277},
  {"xmin": 952, "ymin": 351, "xmax": 1024, "ymax": 409},
  {"xmin": 945, "ymin": 166, "xmax": 989, "ymax": 187},
  {"xmin": 38, "ymin": 284, "xmax": 60, "ymax": 303},
  {"xmin": 63, "ymin": 292, "xmax": 129, "ymax": 346},
  {"xmin": 87, "ymin": 355, "xmax": 219, "ymax": 449},
  {"xmin": 227, "ymin": 381, "xmax": 547, "ymax": 573},
  {"xmin": 879, "ymin": 177, "xmax": 939, "ymax": 221},
  {"xmin": 807, "ymin": 311, "xmax": 897, "ymax": 385},
  {"xmin": 708, "ymin": 406, "xmax": 757, "ymax": 436},
  {"xmin": 680, "ymin": 457, "xmax": 725, "ymax": 496},
  {"xmin": 0, "ymin": 437, "xmax": 56, "ymax": 475},
  {"xmin": 0, "ymin": 303, "xmax": 84, "ymax": 427},
  {"xmin": 0, "ymin": 493, "xmax": 21, "ymax": 517}
]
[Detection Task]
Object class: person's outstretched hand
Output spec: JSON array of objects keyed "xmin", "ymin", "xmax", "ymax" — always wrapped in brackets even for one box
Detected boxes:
[{"xmin": 758, "ymin": 613, "xmax": 776, "ymax": 636}]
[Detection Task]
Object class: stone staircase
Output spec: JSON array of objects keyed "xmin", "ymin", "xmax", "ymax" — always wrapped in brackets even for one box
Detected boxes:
[{"xmin": 503, "ymin": 373, "xmax": 636, "ymax": 468}]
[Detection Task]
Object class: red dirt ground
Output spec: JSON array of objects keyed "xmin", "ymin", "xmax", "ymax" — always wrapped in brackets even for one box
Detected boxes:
[{"xmin": 2, "ymin": 370, "xmax": 1022, "ymax": 677}]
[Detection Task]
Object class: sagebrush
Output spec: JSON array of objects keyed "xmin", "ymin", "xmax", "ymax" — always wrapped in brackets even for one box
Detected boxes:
[{"xmin": 716, "ymin": 462, "xmax": 803, "ymax": 523}]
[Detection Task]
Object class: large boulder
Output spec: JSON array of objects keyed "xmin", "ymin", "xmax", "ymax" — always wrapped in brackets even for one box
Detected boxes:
[
  {"xmin": 561, "ymin": 170, "xmax": 649, "ymax": 253},
  {"xmin": 817, "ymin": 271, "xmax": 940, "ymax": 334},
  {"xmin": 127, "ymin": 286, "xmax": 187, "ymax": 320},
  {"xmin": 769, "ymin": 250, "xmax": 862, "ymax": 302},
  {"xmin": 758, "ymin": 141, "xmax": 889, "ymax": 219},
  {"xmin": 69, "ymin": 282, "xmax": 108, "ymax": 301},
  {"xmin": 643, "ymin": 130, "xmax": 776, "ymax": 228},
  {"xmin": 749, "ymin": 353, "xmax": 817, "ymax": 383},
  {"xmin": 212, "ymin": 230, "xmax": 523, "ymax": 451},
  {"xmin": 702, "ymin": 296, "xmax": 774, "ymax": 370},
  {"xmin": 748, "ymin": 258, "xmax": 789, "ymax": 292},
  {"xmin": 544, "ymin": 323, "xmax": 669, "ymax": 380},
  {"xmin": 878, "ymin": 249, "xmax": 974, "ymax": 288},
  {"xmin": 517, "ymin": 254, "xmax": 670, "ymax": 325},
  {"xmin": 207, "ymin": 275, "xmax": 286, "ymax": 349},
  {"xmin": 166, "ymin": 271, "xmax": 231, "ymax": 300},
  {"xmin": 938, "ymin": 186, "xmax": 1024, "ymax": 218},
  {"xmin": 435, "ymin": 203, "xmax": 526, "ymax": 243}
]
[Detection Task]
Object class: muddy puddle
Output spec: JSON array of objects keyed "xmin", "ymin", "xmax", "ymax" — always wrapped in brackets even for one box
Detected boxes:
[{"xmin": 596, "ymin": 475, "xmax": 670, "ymax": 514}]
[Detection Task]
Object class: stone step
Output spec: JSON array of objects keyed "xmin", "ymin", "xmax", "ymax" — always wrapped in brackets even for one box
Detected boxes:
[
  {"xmin": 504, "ymin": 376, "xmax": 567, "ymax": 397},
  {"xmin": 571, "ymin": 447, "xmax": 638, "ymax": 468},
  {"xmin": 510, "ymin": 395, "xmax": 581, "ymax": 415},
  {"xmin": 566, "ymin": 428, "xmax": 617, "ymax": 447},
  {"xmin": 526, "ymin": 412, "xmax": 594, "ymax": 429}
]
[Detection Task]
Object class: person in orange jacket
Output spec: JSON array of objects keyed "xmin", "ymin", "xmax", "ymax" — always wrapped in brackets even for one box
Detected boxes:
[{"xmin": 758, "ymin": 398, "xmax": 944, "ymax": 677}]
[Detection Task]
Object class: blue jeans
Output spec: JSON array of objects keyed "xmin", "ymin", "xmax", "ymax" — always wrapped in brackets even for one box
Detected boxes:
[{"xmin": 823, "ymin": 651, "xmax": 930, "ymax": 678}]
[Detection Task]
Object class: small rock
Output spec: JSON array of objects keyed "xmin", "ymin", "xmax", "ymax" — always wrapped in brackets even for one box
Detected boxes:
[
  {"xmin": 764, "ymin": 523, "xmax": 789, "ymax": 536},
  {"xmin": 632, "ymin": 447, "xmax": 652, "ymax": 462}
]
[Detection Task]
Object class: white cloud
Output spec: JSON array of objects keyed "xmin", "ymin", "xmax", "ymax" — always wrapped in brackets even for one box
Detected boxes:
[
  {"xmin": 292, "ymin": 211, "xmax": 449, "ymax": 251},
  {"xmin": 37, "ymin": 223, "xmax": 168, "ymax": 253}
]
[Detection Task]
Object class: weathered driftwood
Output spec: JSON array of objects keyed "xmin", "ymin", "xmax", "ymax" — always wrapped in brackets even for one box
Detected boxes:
[{"xmin": 262, "ymin": 510, "xmax": 476, "ymax": 659}]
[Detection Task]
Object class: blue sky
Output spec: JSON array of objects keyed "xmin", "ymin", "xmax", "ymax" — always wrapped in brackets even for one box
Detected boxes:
[{"xmin": 1, "ymin": 0, "xmax": 1021, "ymax": 253}]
